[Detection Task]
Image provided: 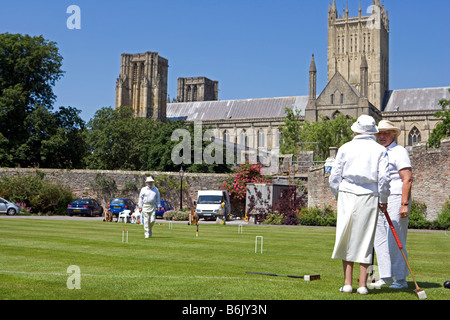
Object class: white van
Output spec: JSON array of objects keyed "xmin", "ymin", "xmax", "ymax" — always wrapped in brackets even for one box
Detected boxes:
[{"xmin": 195, "ymin": 190, "xmax": 231, "ymax": 221}]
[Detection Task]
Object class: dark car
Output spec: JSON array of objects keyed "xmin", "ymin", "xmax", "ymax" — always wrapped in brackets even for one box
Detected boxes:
[
  {"xmin": 67, "ymin": 199, "xmax": 104, "ymax": 217},
  {"xmin": 155, "ymin": 200, "xmax": 174, "ymax": 218},
  {"xmin": 108, "ymin": 198, "xmax": 137, "ymax": 219}
]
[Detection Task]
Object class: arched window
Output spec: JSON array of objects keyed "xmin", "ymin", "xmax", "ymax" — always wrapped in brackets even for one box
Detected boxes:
[
  {"xmin": 258, "ymin": 129, "xmax": 265, "ymax": 149},
  {"xmin": 277, "ymin": 131, "xmax": 283, "ymax": 148},
  {"xmin": 223, "ymin": 130, "xmax": 229, "ymax": 148},
  {"xmin": 133, "ymin": 63, "xmax": 138, "ymax": 82},
  {"xmin": 408, "ymin": 127, "xmax": 421, "ymax": 146},
  {"xmin": 186, "ymin": 86, "xmax": 191, "ymax": 101},
  {"xmin": 192, "ymin": 85, "xmax": 197, "ymax": 101},
  {"xmin": 140, "ymin": 63, "xmax": 145, "ymax": 81},
  {"xmin": 240, "ymin": 130, "xmax": 248, "ymax": 149}
]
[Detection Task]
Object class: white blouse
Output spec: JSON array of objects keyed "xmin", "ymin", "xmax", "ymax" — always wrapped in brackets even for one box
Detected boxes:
[
  {"xmin": 385, "ymin": 141, "xmax": 412, "ymax": 195},
  {"xmin": 329, "ymin": 135, "xmax": 391, "ymax": 203}
]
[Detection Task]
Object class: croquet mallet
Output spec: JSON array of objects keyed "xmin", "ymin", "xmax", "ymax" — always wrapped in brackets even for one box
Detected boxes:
[
  {"xmin": 245, "ymin": 271, "xmax": 320, "ymax": 281},
  {"xmin": 381, "ymin": 208, "xmax": 427, "ymax": 299}
]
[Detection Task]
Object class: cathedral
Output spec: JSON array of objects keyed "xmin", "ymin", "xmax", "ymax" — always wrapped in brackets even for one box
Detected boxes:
[{"xmin": 115, "ymin": 0, "xmax": 449, "ymax": 156}]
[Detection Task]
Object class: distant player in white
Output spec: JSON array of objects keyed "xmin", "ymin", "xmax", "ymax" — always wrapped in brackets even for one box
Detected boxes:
[{"xmin": 138, "ymin": 176, "xmax": 161, "ymax": 238}]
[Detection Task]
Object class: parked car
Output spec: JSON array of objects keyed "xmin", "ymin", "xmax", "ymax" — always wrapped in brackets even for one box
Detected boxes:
[
  {"xmin": 156, "ymin": 200, "xmax": 174, "ymax": 218},
  {"xmin": 67, "ymin": 198, "xmax": 104, "ymax": 217},
  {"xmin": 0, "ymin": 197, "xmax": 20, "ymax": 216},
  {"xmin": 108, "ymin": 198, "xmax": 137, "ymax": 219}
]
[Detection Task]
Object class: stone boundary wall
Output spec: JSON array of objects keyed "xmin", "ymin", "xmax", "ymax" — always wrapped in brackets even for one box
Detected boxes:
[
  {"xmin": 0, "ymin": 168, "xmax": 227, "ymax": 211},
  {"xmin": 408, "ymin": 137, "xmax": 450, "ymax": 220},
  {"xmin": 307, "ymin": 137, "xmax": 450, "ymax": 221},
  {"xmin": 2, "ymin": 137, "xmax": 448, "ymax": 219}
]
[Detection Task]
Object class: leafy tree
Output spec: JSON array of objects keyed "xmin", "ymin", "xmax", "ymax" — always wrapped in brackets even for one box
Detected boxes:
[
  {"xmin": 280, "ymin": 109, "xmax": 355, "ymax": 161},
  {"xmin": 0, "ymin": 33, "xmax": 64, "ymax": 108},
  {"xmin": 428, "ymin": 89, "xmax": 450, "ymax": 148},
  {"xmin": 0, "ymin": 33, "xmax": 86, "ymax": 168},
  {"xmin": 85, "ymin": 106, "xmax": 149, "ymax": 170},
  {"xmin": 279, "ymin": 108, "xmax": 303, "ymax": 156},
  {"xmin": 85, "ymin": 106, "xmax": 231, "ymax": 173},
  {"xmin": 11, "ymin": 105, "xmax": 87, "ymax": 168},
  {"xmin": 52, "ymin": 106, "xmax": 87, "ymax": 168}
]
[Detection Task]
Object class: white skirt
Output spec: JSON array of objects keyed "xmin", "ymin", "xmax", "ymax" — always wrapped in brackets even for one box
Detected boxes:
[{"xmin": 332, "ymin": 191, "xmax": 379, "ymax": 264}]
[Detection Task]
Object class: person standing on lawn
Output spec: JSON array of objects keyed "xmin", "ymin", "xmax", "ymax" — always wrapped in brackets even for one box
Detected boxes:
[
  {"xmin": 374, "ymin": 120, "xmax": 413, "ymax": 289},
  {"xmin": 138, "ymin": 176, "xmax": 161, "ymax": 238},
  {"xmin": 329, "ymin": 115, "xmax": 391, "ymax": 295}
]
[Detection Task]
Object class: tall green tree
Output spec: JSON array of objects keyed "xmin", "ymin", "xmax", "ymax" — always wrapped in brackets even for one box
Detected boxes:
[
  {"xmin": 0, "ymin": 33, "xmax": 64, "ymax": 108},
  {"xmin": 279, "ymin": 108, "xmax": 303, "ymax": 156},
  {"xmin": 85, "ymin": 106, "xmax": 154, "ymax": 170},
  {"xmin": 428, "ymin": 89, "xmax": 450, "ymax": 148},
  {"xmin": 85, "ymin": 106, "xmax": 231, "ymax": 173},
  {"xmin": 0, "ymin": 33, "xmax": 86, "ymax": 168},
  {"xmin": 280, "ymin": 109, "xmax": 355, "ymax": 160}
]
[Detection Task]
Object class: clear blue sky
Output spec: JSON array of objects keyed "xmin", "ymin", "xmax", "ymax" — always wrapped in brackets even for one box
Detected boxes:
[{"xmin": 1, "ymin": 0, "xmax": 449, "ymax": 122}]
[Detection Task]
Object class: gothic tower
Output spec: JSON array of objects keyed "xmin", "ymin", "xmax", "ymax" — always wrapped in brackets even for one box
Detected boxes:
[
  {"xmin": 327, "ymin": 0, "xmax": 389, "ymax": 110},
  {"xmin": 115, "ymin": 51, "xmax": 168, "ymax": 121},
  {"xmin": 176, "ymin": 77, "xmax": 219, "ymax": 102}
]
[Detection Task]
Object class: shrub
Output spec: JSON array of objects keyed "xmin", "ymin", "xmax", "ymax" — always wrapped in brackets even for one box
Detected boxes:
[
  {"xmin": 433, "ymin": 200, "xmax": 450, "ymax": 230},
  {"xmin": 297, "ymin": 206, "xmax": 337, "ymax": 226},
  {"xmin": 408, "ymin": 201, "xmax": 432, "ymax": 229},
  {"xmin": 164, "ymin": 210, "xmax": 189, "ymax": 221},
  {"xmin": 0, "ymin": 172, "xmax": 75, "ymax": 215},
  {"xmin": 263, "ymin": 213, "xmax": 285, "ymax": 225}
]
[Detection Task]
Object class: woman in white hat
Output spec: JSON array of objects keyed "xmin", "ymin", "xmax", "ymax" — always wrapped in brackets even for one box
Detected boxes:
[
  {"xmin": 138, "ymin": 176, "xmax": 161, "ymax": 238},
  {"xmin": 329, "ymin": 115, "xmax": 391, "ymax": 295},
  {"xmin": 374, "ymin": 120, "xmax": 413, "ymax": 289}
]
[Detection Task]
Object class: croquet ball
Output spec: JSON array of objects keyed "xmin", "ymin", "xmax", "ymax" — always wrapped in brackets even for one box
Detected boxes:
[{"xmin": 444, "ymin": 281, "xmax": 450, "ymax": 289}]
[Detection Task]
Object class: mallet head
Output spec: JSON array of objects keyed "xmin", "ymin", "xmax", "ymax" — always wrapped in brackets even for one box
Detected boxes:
[
  {"xmin": 303, "ymin": 274, "xmax": 321, "ymax": 281},
  {"xmin": 414, "ymin": 289, "xmax": 427, "ymax": 300}
]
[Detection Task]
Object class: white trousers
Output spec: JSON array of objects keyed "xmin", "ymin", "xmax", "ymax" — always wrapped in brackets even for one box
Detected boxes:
[
  {"xmin": 374, "ymin": 194, "xmax": 409, "ymax": 280},
  {"xmin": 142, "ymin": 203, "xmax": 156, "ymax": 237},
  {"xmin": 332, "ymin": 192, "xmax": 379, "ymax": 264}
]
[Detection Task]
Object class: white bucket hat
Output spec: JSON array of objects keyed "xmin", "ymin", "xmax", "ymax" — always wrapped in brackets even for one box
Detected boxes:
[
  {"xmin": 145, "ymin": 176, "xmax": 154, "ymax": 182},
  {"xmin": 377, "ymin": 120, "xmax": 401, "ymax": 137},
  {"xmin": 351, "ymin": 115, "xmax": 379, "ymax": 135}
]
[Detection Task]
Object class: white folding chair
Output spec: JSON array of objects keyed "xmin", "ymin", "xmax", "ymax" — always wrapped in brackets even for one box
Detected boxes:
[{"xmin": 118, "ymin": 210, "xmax": 131, "ymax": 223}]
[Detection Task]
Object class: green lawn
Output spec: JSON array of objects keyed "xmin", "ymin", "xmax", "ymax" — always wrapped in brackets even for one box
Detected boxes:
[{"xmin": 0, "ymin": 218, "xmax": 449, "ymax": 300}]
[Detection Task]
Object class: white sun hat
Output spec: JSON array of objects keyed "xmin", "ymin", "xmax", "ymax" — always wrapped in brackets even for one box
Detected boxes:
[
  {"xmin": 377, "ymin": 120, "xmax": 401, "ymax": 137},
  {"xmin": 145, "ymin": 176, "xmax": 154, "ymax": 182},
  {"xmin": 351, "ymin": 115, "xmax": 379, "ymax": 135}
]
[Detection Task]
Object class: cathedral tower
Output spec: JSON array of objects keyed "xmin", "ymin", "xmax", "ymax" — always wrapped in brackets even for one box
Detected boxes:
[
  {"xmin": 327, "ymin": 0, "xmax": 389, "ymax": 110},
  {"xmin": 176, "ymin": 77, "xmax": 219, "ymax": 102},
  {"xmin": 115, "ymin": 51, "xmax": 168, "ymax": 121}
]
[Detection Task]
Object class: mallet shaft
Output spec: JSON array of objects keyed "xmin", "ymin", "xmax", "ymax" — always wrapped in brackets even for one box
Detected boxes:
[{"xmin": 246, "ymin": 271, "xmax": 320, "ymax": 281}]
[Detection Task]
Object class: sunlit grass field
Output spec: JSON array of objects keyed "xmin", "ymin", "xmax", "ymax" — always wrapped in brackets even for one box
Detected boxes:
[{"xmin": 0, "ymin": 217, "xmax": 449, "ymax": 301}]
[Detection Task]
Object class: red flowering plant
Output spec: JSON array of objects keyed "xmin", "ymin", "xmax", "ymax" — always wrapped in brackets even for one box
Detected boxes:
[{"xmin": 220, "ymin": 162, "xmax": 271, "ymax": 217}]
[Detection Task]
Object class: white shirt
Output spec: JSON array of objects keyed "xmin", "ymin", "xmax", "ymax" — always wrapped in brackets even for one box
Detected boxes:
[
  {"xmin": 385, "ymin": 141, "xmax": 412, "ymax": 195},
  {"xmin": 329, "ymin": 135, "xmax": 391, "ymax": 203},
  {"xmin": 138, "ymin": 186, "xmax": 161, "ymax": 208}
]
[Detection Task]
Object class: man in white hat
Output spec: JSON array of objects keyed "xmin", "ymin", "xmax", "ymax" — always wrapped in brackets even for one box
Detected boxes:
[
  {"xmin": 138, "ymin": 176, "xmax": 161, "ymax": 238},
  {"xmin": 329, "ymin": 115, "xmax": 391, "ymax": 295},
  {"xmin": 374, "ymin": 120, "xmax": 413, "ymax": 289}
]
